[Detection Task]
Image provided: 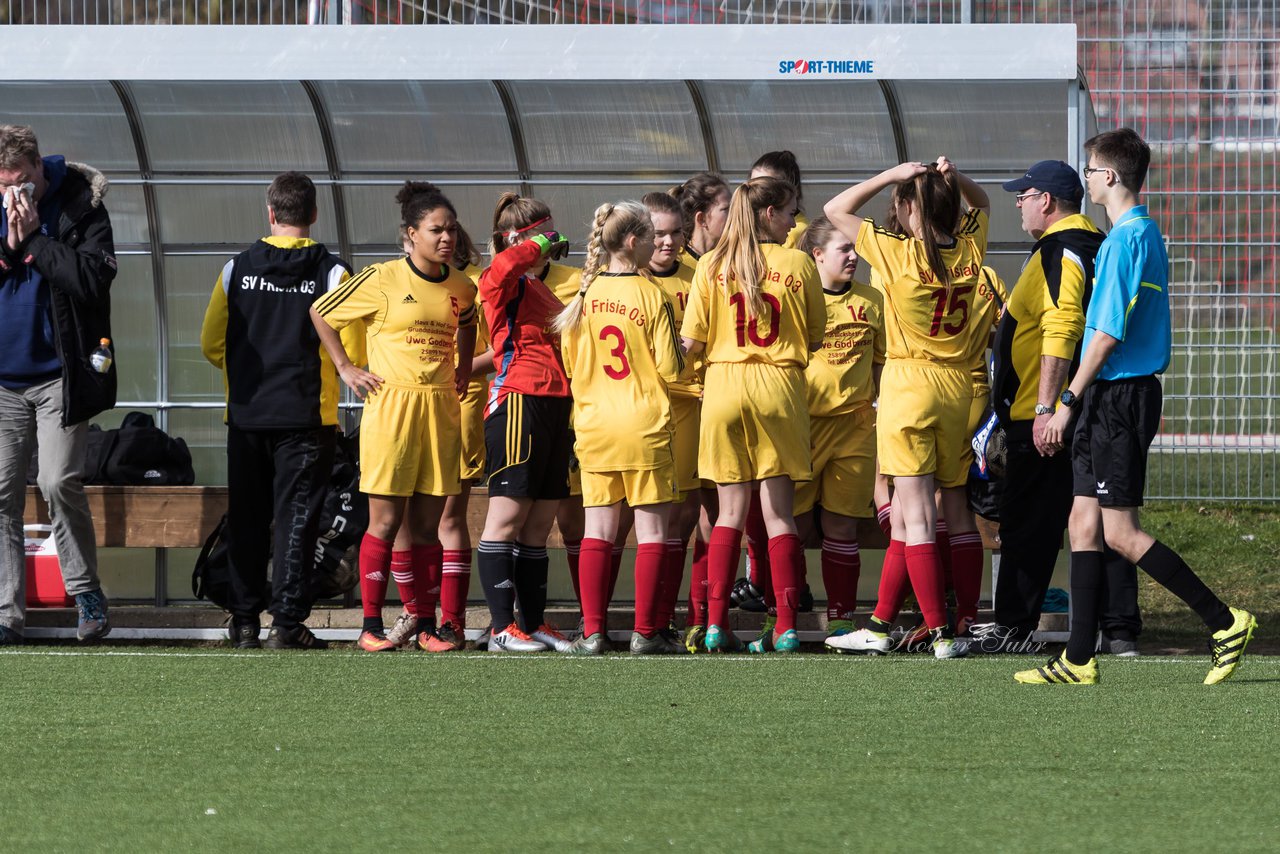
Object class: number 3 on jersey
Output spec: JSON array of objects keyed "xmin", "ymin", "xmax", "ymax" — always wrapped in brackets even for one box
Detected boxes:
[
  {"xmin": 599, "ymin": 325, "xmax": 631, "ymax": 380},
  {"xmin": 730, "ymin": 292, "xmax": 781, "ymax": 347},
  {"xmin": 929, "ymin": 285, "xmax": 974, "ymax": 337}
]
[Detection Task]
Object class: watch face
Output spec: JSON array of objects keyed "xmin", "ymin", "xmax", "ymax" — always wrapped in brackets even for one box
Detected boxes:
[{"xmin": 1060, "ymin": 390, "xmax": 1076, "ymax": 407}]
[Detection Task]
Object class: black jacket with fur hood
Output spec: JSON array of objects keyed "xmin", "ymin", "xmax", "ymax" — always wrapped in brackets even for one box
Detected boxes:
[{"xmin": 0, "ymin": 161, "xmax": 117, "ymax": 426}]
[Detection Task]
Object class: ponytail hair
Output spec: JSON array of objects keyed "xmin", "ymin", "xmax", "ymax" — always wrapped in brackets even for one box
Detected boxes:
[
  {"xmin": 552, "ymin": 200, "xmax": 654, "ymax": 335},
  {"xmin": 491, "ymin": 191, "xmax": 553, "ymax": 255},
  {"xmin": 751, "ymin": 150, "xmax": 803, "ymax": 204},
  {"xmin": 641, "ymin": 190, "xmax": 682, "ymax": 220},
  {"xmin": 891, "ymin": 164, "xmax": 961, "ymax": 288},
  {"xmin": 702, "ymin": 176, "xmax": 794, "ymax": 319},
  {"xmin": 669, "ymin": 172, "xmax": 729, "ymax": 241}
]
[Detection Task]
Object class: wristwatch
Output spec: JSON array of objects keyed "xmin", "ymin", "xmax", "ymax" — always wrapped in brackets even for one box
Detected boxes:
[
  {"xmin": 1060, "ymin": 389, "xmax": 1078, "ymax": 408},
  {"xmin": 1034, "ymin": 403, "xmax": 1055, "ymax": 416}
]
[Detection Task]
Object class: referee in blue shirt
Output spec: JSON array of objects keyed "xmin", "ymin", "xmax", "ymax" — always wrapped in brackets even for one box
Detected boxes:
[{"xmin": 1016, "ymin": 128, "xmax": 1255, "ymax": 686}]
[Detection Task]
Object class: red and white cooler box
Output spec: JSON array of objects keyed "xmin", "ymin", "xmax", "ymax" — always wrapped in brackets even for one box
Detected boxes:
[{"xmin": 24, "ymin": 524, "xmax": 73, "ymax": 607}]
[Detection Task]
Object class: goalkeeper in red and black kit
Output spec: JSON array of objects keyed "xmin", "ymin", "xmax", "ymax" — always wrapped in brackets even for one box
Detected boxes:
[{"xmin": 201, "ymin": 172, "xmax": 358, "ymax": 650}]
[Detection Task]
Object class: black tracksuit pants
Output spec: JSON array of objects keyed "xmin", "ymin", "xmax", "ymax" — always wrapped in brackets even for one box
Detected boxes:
[
  {"xmin": 225, "ymin": 425, "xmax": 335, "ymax": 626},
  {"xmin": 994, "ymin": 426, "xmax": 1141, "ymax": 639}
]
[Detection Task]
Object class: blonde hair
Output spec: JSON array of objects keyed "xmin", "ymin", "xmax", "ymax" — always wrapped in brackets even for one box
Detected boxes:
[
  {"xmin": 552, "ymin": 200, "xmax": 654, "ymax": 334},
  {"xmin": 702, "ymin": 176, "xmax": 794, "ymax": 318}
]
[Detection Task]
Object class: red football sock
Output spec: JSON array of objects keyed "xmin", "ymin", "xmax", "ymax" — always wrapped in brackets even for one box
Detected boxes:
[
  {"xmin": 633, "ymin": 542, "xmax": 666, "ymax": 636},
  {"xmin": 578, "ymin": 538, "xmax": 612, "ymax": 637},
  {"xmin": 876, "ymin": 503, "xmax": 893, "ymax": 540},
  {"xmin": 412, "ymin": 543, "xmax": 443, "ymax": 629},
  {"xmin": 872, "ymin": 539, "xmax": 909, "ymax": 624},
  {"xmin": 766, "ymin": 534, "xmax": 804, "ymax": 633},
  {"xmin": 936, "ymin": 518, "xmax": 953, "ymax": 592},
  {"xmin": 359, "ymin": 533, "xmax": 394, "ymax": 622},
  {"xmin": 607, "ymin": 546, "xmax": 625, "ymax": 605},
  {"xmin": 655, "ymin": 539, "xmax": 687, "ymax": 629},
  {"xmin": 822, "ymin": 538, "xmax": 861, "ymax": 620},
  {"xmin": 688, "ymin": 537, "xmax": 709, "ymax": 626},
  {"xmin": 745, "ymin": 496, "xmax": 771, "ymax": 596},
  {"xmin": 905, "ymin": 542, "xmax": 948, "ymax": 630},
  {"xmin": 391, "ymin": 549, "xmax": 416, "ymax": 616},
  {"xmin": 950, "ymin": 531, "xmax": 984, "ymax": 627},
  {"xmin": 440, "ymin": 549, "xmax": 471, "ymax": 627},
  {"xmin": 707, "ymin": 526, "xmax": 742, "ymax": 629},
  {"xmin": 564, "ymin": 538, "xmax": 582, "ymax": 606}
]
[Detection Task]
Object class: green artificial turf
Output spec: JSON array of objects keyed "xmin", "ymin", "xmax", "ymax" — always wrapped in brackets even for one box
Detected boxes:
[{"xmin": 0, "ymin": 650, "xmax": 1276, "ymax": 852}]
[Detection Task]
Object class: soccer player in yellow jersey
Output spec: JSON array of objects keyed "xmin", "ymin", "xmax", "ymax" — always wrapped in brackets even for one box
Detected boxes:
[
  {"xmin": 681, "ymin": 176, "xmax": 826, "ymax": 653},
  {"xmin": 669, "ymin": 172, "xmax": 730, "ymax": 650},
  {"xmin": 384, "ymin": 228, "xmax": 491, "ymax": 652},
  {"xmin": 554, "ymin": 201, "xmax": 684, "ymax": 655},
  {"xmin": 641, "ymin": 191, "xmax": 700, "ymax": 651},
  {"xmin": 310, "ymin": 182, "xmax": 477, "ymax": 654},
  {"xmin": 825, "ymin": 157, "xmax": 989, "ymax": 659},
  {"xmin": 751, "ymin": 150, "xmax": 809, "ymax": 249},
  {"xmin": 794, "ymin": 216, "xmax": 885, "ymax": 637}
]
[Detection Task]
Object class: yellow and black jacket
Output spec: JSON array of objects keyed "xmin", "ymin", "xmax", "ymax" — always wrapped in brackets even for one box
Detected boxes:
[{"xmin": 992, "ymin": 214, "xmax": 1105, "ymax": 433}]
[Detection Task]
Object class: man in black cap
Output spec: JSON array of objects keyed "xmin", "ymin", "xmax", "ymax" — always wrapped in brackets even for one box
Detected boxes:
[{"xmin": 972, "ymin": 160, "xmax": 1141, "ymax": 654}]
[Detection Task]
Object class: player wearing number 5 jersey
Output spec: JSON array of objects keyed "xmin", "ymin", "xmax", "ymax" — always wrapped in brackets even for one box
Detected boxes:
[
  {"xmin": 825, "ymin": 158, "xmax": 990, "ymax": 659},
  {"xmin": 554, "ymin": 201, "xmax": 684, "ymax": 655},
  {"xmin": 681, "ymin": 176, "xmax": 825, "ymax": 654}
]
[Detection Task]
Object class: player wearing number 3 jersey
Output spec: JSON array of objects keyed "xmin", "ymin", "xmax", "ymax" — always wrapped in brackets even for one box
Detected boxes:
[
  {"xmin": 555, "ymin": 201, "xmax": 684, "ymax": 655},
  {"xmin": 825, "ymin": 158, "xmax": 990, "ymax": 659},
  {"xmin": 681, "ymin": 176, "xmax": 825, "ymax": 654}
]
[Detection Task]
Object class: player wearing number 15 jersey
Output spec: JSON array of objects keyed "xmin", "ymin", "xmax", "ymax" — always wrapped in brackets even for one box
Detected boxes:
[
  {"xmin": 681, "ymin": 176, "xmax": 825, "ymax": 654},
  {"xmin": 825, "ymin": 158, "xmax": 990, "ymax": 659},
  {"xmin": 555, "ymin": 201, "xmax": 684, "ymax": 655}
]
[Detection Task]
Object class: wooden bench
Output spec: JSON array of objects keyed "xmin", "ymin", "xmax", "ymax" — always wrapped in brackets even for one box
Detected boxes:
[{"xmin": 23, "ymin": 485, "xmax": 1001, "ymax": 550}]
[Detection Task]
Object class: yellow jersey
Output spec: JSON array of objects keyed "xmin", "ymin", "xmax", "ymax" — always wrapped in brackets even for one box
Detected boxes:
[
  {"xmin": 681, "ymin": 242, "xmax": 825, "ymax": 369},
  {"xmin": 805, "ymin": 280, "xmax": 886, "ymax": 417},
  {"xmin": 855, "ymin": 209, "xmax": 990, "ymax": 369},
  {"xmin": 545, "ymin": 262, "xmax": 584, "ymax": 305},
  {"xmin": 313, "ymin": 256, "xmax": 477, "ymax": 387},
  {"xmin": 969, "ymin": 265, "xmax": 1008, "ymax": 390},
  {"xmin": 561, "ymin": 273, "xmax": 684, "ymax": 472},
  {"xmin": 650, "ymin": 260, "xmax": 701, "ymax": 398}
]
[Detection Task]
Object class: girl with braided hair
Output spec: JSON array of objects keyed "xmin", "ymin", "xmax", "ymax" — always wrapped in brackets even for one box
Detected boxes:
[{"xmin": 553, "ymin": 201, "xmax": 685, "ymax": 655}]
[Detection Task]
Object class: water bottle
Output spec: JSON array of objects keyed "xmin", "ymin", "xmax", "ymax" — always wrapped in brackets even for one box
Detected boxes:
[{"xmin": 90, "ymin": 338, "xmax": 112, "ymax": 374}]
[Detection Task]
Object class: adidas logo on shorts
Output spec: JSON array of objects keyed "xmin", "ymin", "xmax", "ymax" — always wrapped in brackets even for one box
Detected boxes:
[{"xmin": 402, "ymin": 294, "xmax": 417, "ymax": 303}]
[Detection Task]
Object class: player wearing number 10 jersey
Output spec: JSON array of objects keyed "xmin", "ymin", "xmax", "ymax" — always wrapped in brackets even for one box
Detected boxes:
[
  {"xmin": 681, "ymin": 176, "xmax": 825, "ymax": 654},
  {"xmin": 825, "ymin": 158, "xmax": 990, "ymax": 659}
]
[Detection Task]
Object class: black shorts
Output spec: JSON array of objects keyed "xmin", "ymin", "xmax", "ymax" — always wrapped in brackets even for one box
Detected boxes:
[
  {"xmin": 484, "ymin": 392, "xmax": 573, "ymax": 500},
  {"xmin": 1071, "ymin": 376, "xmax": 1162, "ymax": 507}
]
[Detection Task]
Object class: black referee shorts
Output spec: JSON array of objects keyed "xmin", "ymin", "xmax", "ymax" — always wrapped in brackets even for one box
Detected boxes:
[
  {"xmin": 484, "ymin": 392, "xmax": 572, "ymax": 500},
  {"xmin": 1071, "ymin": 375, "xmax": 1163, "ymax": 507}
]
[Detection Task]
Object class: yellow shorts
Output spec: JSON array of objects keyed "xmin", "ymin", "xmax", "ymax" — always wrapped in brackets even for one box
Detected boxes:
[
  {"xmin": 459, "ymin": 381, "xmax": 486, "ymax": 482},
  {"xmin": 877, "ymin": 360, "xmax": 972, "ymax": 488},
  {"xmin": 969, "ymin": 384, "xmax": 990, "ymax": 435},
  {"xmin": 699, "ymin": 361, "xmax": 811, "ymax": 485},
  {"xmin": 670, "ymin": 394, "xmax": 701, "ymax": 497},
  {"xmin": 360, "ymin": 381, "xmax": 461, "ymax": 498},
  {"xmin": 795, "ymin": 408, "xmax": 876, "ymax": 518},
  {"xmin": 581, "ymin": 464, "xmax": 677, "ymax": 508}
]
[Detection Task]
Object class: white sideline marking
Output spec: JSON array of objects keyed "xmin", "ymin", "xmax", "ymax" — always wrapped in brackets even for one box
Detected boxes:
[{"xmin": 0, "ymin": 648, "xmax": 1225, "ymax": 663}]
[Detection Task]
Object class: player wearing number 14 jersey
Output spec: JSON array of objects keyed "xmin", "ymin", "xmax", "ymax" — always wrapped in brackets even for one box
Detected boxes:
[
  {"xmin": 681, "ymin": 176, "xmax": 825, "ymax": 654},
  {"xmin": 825, "ymin": 158, "xmax": 990, "ymax": 659}
]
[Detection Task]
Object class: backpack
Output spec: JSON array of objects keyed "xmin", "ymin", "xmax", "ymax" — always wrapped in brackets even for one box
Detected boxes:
[
  {"xmin": 86, "ymin": 412, "xmax": 196, "ymax": 485},
  {"xmin": 191, "ymin": 430, "xmax": 365, "ymax": 606}
]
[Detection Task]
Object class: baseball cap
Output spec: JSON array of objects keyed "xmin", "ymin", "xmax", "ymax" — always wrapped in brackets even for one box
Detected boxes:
[{"xmin": 1002, "ymin": 160, "xmax": 1084, "ymax": 204}]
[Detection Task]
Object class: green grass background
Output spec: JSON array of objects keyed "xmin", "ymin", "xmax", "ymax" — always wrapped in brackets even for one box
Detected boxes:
[{"xmin": 0, "ymin": 650, "xmax": 1275, "ymax": 852}]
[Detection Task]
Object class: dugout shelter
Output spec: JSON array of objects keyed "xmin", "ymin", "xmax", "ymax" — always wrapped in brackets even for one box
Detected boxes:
[{"xmin": 0, "ymin": 23, "xmax": 1091, "ymax": 604}]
